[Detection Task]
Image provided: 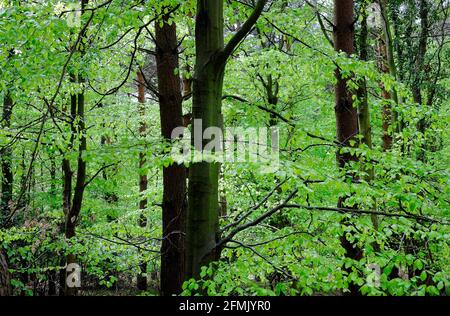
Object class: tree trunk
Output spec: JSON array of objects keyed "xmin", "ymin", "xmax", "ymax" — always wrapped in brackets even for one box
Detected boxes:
[
  {"xmin": 185, "ymin": 0, "xmax": 267, "ymax": 280},
  {"xmin": 412, "ymin": 0, "xmax": 428, "ymax": 107},
  {"xmin": 136, "ymin": 70, "xmax": 148, "ymax": 291},
  {"xmin": 378, "ymin": 0, "xmax": 401, "ymax": 133},
  {"xmin": 63, "ymin": 0, "xmax": 89, "ymax": 296},
  {"xmin": 0, "ymin": 249, "xmax": 11, "ymax": 296},
  {"xmin": 377, "ymin": 35, "xmax": 393, "ymax": 150},
  {"xmin": 267, "ymin": 74, "xmax": 279, "ymax": 127},
  {"xmin": 415, "ymin": 0, "xmax": 429, "ymax": 162},
  {"xmin": 185, "ymin": 0, "xmax": 225, "ymax": 280},
  {"xmin": 334, "ymin": 0, "xmax": 358, "ymax": 167},
  {"xmin": 0, "ymin": 91, "xmax": 13, "ymax": 296},
  {"xmin": 333, "ymin": 0, "xmax": 362, "ymax": 296},
  {"xmin": 1, "ymin": 91, "xmax": 13, "ymax": 227},
  {"xmin": 357, "ymin": 3, "xmax": 372, "ymax": 150},
  {"xmin": 64, "ymin": 77, "xmax": 87, "ymax": 296},
  {"xmin": 48, "ymin": 156, "xmax": 58, "ymax": 296},
  {"xmin": 155, "ymin": 13, "xmax": 187, "ymax": 295},
  {"xmin": 357, "ymin": 2, "xmax": 378, "ymax": 232}
]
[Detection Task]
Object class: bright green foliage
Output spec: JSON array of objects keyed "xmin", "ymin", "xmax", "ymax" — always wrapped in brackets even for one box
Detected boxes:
[{"xmin": 0, "ymin": 0, "xmax": 448, "ymax": 296}]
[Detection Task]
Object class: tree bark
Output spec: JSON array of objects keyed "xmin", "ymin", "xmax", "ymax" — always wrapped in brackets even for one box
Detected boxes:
[
  {"xmin": 357, "ymin": 3, "xmax": 372, "ymax": 150},
  {"xmin": 0, "ymin": 249, "xmax": 11, "ymax": 296},
  {"xmin": 186, "ymin": 0, "xmax": 267, "ymax": 280},
  {"xmin": 0, "ymin": 90, "xmax": 13, "ymax": 296},
  {"xmin": 1, "ymin": 92, "xmax": 13, "ymax": 227},
  {"xmin": 155, "ymin": 13, "xmax": 187, "ymax": 295},
  {"xmin": 415, "ymin": 0, "xmax": 429, "ymax": 159},
  {"xmin": 412, "ymin": 0, "xmax": 428, "ymax": 107},
  {"xmin": 63, "ymin": 0, "xmax": 89, "ymax": 296},
  {"xmin": 378, "ymin": 0, "xmax": 401, "ymax": 133},
  {"xmin": 185, "ymin": 0, "xmax": 225, "ymax": 280},
  {"xmin": 357, "ymin": 2, "xmax": 378, "ymax": 232},
  {"xmin": 333, "ymin": 0, "xmax": 362, "ymax": 296},
  {"xmin": 377, "ymin": 35, "xmax": 393, "ymax": 150},
  {"xmin": 136, "ymin": 70, "xmax": 148, "ymax": 291},
  {"xmin": 334, "ymin": 0, "xmax": 358, "ymax": 168}
]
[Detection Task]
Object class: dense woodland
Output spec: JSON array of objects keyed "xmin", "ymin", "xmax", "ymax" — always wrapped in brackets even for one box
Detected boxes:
[{"xmin": 0, "ymin": 0, "xmax": 449, "ymax": 297}]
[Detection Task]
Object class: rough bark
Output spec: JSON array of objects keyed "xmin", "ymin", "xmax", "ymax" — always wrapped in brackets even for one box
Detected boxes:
[
  {"xmin": 0, "ymin": 249, "xmax": 12, "ymax": 296},
  {"xmin": 334, "ymin": 0, "xmax": 358, "ymax": 168},
  {"xmin": 155, "ymin": 14, "xmax": 187, "ymax": 295},
  {"xmin": 333, "ymin": 0, "xmax": 362, "ymax": 296}
]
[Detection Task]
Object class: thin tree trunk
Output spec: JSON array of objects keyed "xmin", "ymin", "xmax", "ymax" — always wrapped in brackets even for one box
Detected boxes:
[
  {"xmin": 377, "ymin": 35, "xmax": 393, "ymax": 150},
  {"xmin": 0, "ymin": 91, "xmax": 13, "ymax": 296},
  {"xmin": 267, "ymin": 74, "xmax": 279, "ymax": 127},
  {"xmin": 415, "ymin": 0, "xmax": 429, "ymax": 162},
  {"xmin": 1, "ymin": 92, "xmax": 13, "ymax": 226},
  {"xmin": 378, "ymin": 0, "xmax": 401, "ymax": 133},
  {"xmin": 357, "ymin": 3, "xmax": 372, "ymax": 150},
  {"xmin": 48, "ymin": 156, "xmax": 57, "ymax": 295},
  {"xmin": 136, "ymin": 70, "xmax": 148, "ymax": 291},
  {"xmin": 155, "ymin": 13, "xmax": 187, "ymax": 295},
  {"xmin": 357, "ymin": 2, "xmax": 378, "ymax": 232},
  {"xmin": 391, "ymin": 3, "xmax": 404, "ymax": 82},
  {"xmin": 63, "ymin": 0, "xmax": 89, "ymax": 296},
  {"xmin": 0, "ymin": 249, "xmax": 11, "ymax": 296},
  {"xmin": 412, "ymin": 0, "xmax": 428, "ymax": 107}
]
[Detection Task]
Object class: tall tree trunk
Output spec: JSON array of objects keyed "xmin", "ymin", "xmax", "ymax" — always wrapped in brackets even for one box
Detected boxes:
[
  {"xmin": 415, "ymin": 0, "xmax": 429, "ymax": 162},
  {"xmin": 378, "ymin": 0, "xmax": 401, "ymax": 133},
  {"xmin": 0, "ymin": 91, "xmax": 13, "ymax": 296},
  {"xmin": 185, "ymin": 0, "xmax": 225, "ymax": 280},
  {"xmin": 357, "ymin": 2, "xmax": 378, "ymax": 232},
  {"xmin": 136, "ymin": 70, "xmax": 148, "ymax": 291},
  {"xmin": 186, "ymin": 0, "xmax": 267, "ymax": 279},
  {"xmin": 334, "ymin": 0, "xmax": 358, "ymax": 168},
  {"xmin": 412, "ymin": 0, "xmax": 428, "ymax": 107},
  {"xmin": 64, "ymin": 77, "xmax": 87, "ymax": 296},
  {"xmin": 155, "ymin": 13, "xmax": 187, "ymax": 295},
  {"xmin": 63, "ymin": 0, "xmax": 89, "ymax": 296},
  {"xmin": 1, "ymin": 92, "xmax": 13, "ymax": 226},
  {"xmin": 333, "ymin": 0, "xmax": 362, "ymax": 296},
  {"xmin": 357, "ymin": 3, "xmax": 372, "ymax": 151},
  {"xmin": 377, "ymin": 35, "xmax": 393, "ymax": 150}
]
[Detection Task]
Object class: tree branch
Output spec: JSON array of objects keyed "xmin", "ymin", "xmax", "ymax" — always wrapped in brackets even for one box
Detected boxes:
[
  {"xmin": 218, "ymin": 189, "xmax": 298, "ymax": 248},
  {"xmin": 218, "ymin": 0, "xmax": 268, "ymax": 64}
]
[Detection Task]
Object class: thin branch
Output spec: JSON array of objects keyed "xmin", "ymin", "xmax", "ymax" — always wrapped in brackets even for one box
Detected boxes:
[
  {"xmin": 283, "ymin": 204, "xmax": 450, "ymax": 225},
  {"xmin": 218, "ymin": 189, "xmax": 298, "ymax": 248},
  {"xmin": 83, "ymin": 163, "xmax": 118, "ymax": 189}
]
